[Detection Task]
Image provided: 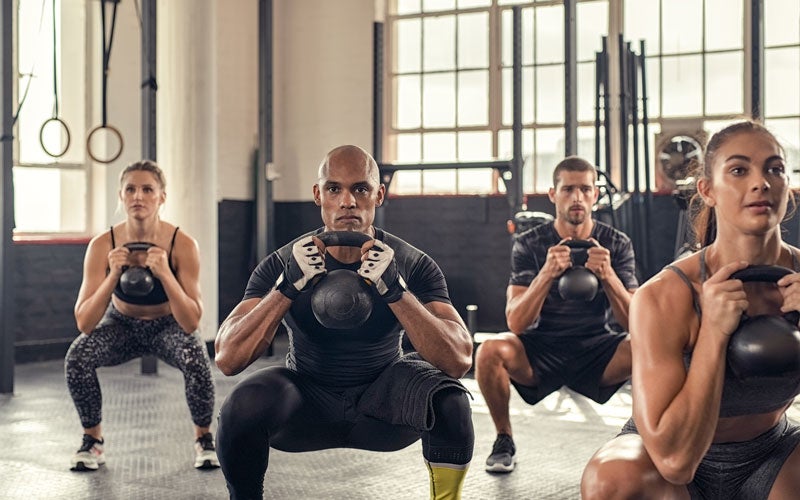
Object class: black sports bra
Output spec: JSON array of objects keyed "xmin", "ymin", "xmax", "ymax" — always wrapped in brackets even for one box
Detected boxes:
[
  {"xmin": 110, "ymin": 227, "xmax": 179, "ymax": 305},
  {"xmin": 666, "ymin": 246, "xmax": 800, "ymax": 417}
]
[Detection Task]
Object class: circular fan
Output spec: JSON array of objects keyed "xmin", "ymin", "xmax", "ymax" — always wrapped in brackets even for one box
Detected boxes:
[{"xmin": 658, "ymin": 135, "xmax": 703, "ymax": 183}]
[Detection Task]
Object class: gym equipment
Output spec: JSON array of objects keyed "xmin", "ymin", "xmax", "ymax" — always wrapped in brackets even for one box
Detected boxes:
[
  {"xmin": 119, "ymin": 242, "xmax": 155, "ymax": 297},
  {"xmin": 727, "ymin": 265, "xmax": 800, "ymax": 380},
  {"xmin": 310, "ymin": 231, "xmax": 374, "ymax": 330},
  {"xmin": 508, "ymin": 211, "xmax": 554, "ymax": 235},
  {"xmin": 557, "ymin": 240, "xmax": 600, "ymax": 301},
  {"xmin": 39, "ymin": 0, "xmax": 71, "ymax": 158},
  {"xmin": 87, "ymin": 0, "xmax": 124, "ymax": 164}
]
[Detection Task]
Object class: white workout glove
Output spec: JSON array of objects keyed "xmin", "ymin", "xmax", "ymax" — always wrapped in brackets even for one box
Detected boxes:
[
  {"xmin": 358, "ymin": 239, "xmax": 406, "ymax": 303},
  {"xmin": 276, "ymin": 235, "xmax": 326, "ymax": 300}
]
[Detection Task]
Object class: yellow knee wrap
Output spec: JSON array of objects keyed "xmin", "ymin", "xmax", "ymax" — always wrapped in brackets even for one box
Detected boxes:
[{"xmin": 426, "ymin": 461, "xmax": 469, "ymax": 500}]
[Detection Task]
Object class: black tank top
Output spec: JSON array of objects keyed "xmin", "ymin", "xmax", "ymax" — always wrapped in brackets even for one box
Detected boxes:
[
  {"xmin": 666, "ymin": 247, "xmax": 800, "ymax": 417},
  {"xmin": 111, "ymin": 227, "xmax": 179, "ymax": 305}
]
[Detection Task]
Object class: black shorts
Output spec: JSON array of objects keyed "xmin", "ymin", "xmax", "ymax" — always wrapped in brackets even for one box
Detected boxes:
[
  {"xmin": 511, "ymin": 331, "xmax": 628, "ymax": 406},
  {"xmin": 620, "ymin": 415, "xmax": 800, "ymax": 499}
]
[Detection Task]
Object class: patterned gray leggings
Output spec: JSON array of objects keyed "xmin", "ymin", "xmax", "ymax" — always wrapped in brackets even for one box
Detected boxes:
[{"xmin": 65, "ymin": 304, "xmax": 215, "ymax": 429}]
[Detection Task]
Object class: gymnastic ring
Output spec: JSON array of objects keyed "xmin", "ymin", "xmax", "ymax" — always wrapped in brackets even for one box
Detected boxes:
[
  {"xmin": 38, "ymin": 117, "xmax": 71, "ymax": 158},
  {"xmin": 86, "ymin": 124, "xmax": 124, "ymax": 164}
]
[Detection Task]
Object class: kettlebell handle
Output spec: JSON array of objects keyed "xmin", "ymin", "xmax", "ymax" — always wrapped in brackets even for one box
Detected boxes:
[
  {"xmin": 561, "ymin": 239, "xmax": 594, "ymax": 251},
  {"xmin": 315, "ymin": 231, "xmax": 372, "ymax": 248},
  {"xmin": 730, "ymin": 265, "xmax": 798, "ymax": 324},
  {"xmin": 124, "ymin": 241, "xmax": 156, "ymax": 253}
]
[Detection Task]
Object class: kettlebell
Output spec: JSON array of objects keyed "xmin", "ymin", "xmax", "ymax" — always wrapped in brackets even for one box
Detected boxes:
[
  {"xmin": 727, "ymin": 265, "xmax": 800, "ymax": 380},
  {"xmin": 557, "ymin": 240, "xmax": 600, "ymax": 301},
  {"xmin": 119, "ymin": 242, "xmax": 155, "ymax": 297},
  {"xmin": 310, "ymin": 231, "xmax": 375, "ymax": 330}
]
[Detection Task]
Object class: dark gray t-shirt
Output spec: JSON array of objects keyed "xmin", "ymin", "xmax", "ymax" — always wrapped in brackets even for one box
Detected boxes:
[
  {"xmin": 509, "ymin": 220, "xmax": 638, "ymax": 337},
  {"xmin": 244, "ymin": 227, "xmax": 451, "ymax": 387}
]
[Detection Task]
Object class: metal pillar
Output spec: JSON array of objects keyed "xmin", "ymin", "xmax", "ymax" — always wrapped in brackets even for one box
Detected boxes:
[
  {"xmin": 257, "ymin": 0, "xmax": 274, "ymax": 258},
  {"xmin": 140, "ymin": 0, "xmax": 158, "ymax": 375},
  {"xmin": 564, "ymin": 0, "xmax": 577, "ymax": 156},
  {"xmin": 0, "ymin": 0, "xmax": 14, "ymax": 393},
  {"xmin": 750, "ymin": 0, "xmax": 764, "ymax": 120}
]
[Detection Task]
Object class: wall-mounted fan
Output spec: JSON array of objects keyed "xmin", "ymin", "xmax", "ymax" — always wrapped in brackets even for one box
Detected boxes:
[{"xmin": 658, "ymin": 135, "xmax": 702, "ymax": 187}]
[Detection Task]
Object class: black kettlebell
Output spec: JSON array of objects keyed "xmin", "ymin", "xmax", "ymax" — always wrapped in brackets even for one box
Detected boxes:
[
  {"xmin": 119, "ymin": 242, "xmax": 155, "ymax": 297},
  {"xmin": 310, "ymin": 231, "xmax": 374, "ymax": 330},
  {"xmin": 557, "ymin": 239, "xmax": 600, "ymax": 301},
  {"xmin": 727, "ymin": 265, "xmax": 800, "ymax": 380}
]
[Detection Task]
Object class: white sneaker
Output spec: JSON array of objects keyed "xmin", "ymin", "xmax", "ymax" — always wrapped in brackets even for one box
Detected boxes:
[
  {"xmin": 70, "ymin": 434, "xmax": 105, "ymax": 471},
  {"xmin": 194, "ymin": 432, "xmax": 220, "ymax": 469}
]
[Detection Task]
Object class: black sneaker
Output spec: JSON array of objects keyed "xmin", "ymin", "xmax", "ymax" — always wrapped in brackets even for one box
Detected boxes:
[
  {"xmin": 485, "ymin": 434, "xmax": 516, "ymax": 472},
  {"xmin": 70, "ymin": 434, "xmax": 105, "ymax": 471},
  {"xmin": 194, "ymin": 432, "xmax": 220, "ymax": 469}
]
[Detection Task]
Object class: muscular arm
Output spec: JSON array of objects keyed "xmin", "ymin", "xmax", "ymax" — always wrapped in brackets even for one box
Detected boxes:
[
  {"xmin": 506, "ymin": 243, "xmax": 570, "ymax": 334},
  {"xmin": 632, "ymin": 263, "xmax": 746, "ymax": 484},
  {"xmin": 74, "ymin": 236, "xmax": 123, "ymax": 334},
  {"xmin": 156, "ymin": 233, "xmax": 203, "ymax": 333},
  {"xmin": 392, "ymin": 295, "xmax": 472, "ymax": 378},
  {"xmin": 214, "ymin": 290, "xmax": 291, "ymax": 376},
  {"xmin": 585, "ymin": 240, "xmax": 635, "ymax": 330}
]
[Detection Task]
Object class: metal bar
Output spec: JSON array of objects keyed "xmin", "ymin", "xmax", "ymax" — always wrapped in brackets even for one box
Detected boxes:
[
  {"xmin": 257, "ymin": 0, "xmax": 274, "ymax": 258},
  {"xmin": 617, "ymin": 34, "xmax": 628, "ymax": 192},
  {"xmin": 511, "ymin": 6, "xmax": 523, "ymax": 214},
  {"xmin": 594, "ymin": 51, "xmax": 601, "ymax": 168},
  {"xmin": 640, "ymin": 40, "xmax": 654, "ymax": 280},
  {"xmin": 140, "ymin": 0, "xmax": 158, "ymax": 375},
  {"xmin": 750, "ymin": 0, "xmax": 764, "ymax": 120},
  {"xmin": 564, "ymin": 0, "xmax": 577, "ymax": 156},
  {"xmin": 0, "ymin": 0, "xmax": 14, "ymax": 393},
  {"xmin": 380, "ymin": 160, "xmax": 512, "ymax": 172},
  {"xmin": 373, "ymin": 21, "xmax": 386, "ymax": 227},
  {"xmin": 601, "ymin": 36, "xmax": 611, "ymax": 179}
]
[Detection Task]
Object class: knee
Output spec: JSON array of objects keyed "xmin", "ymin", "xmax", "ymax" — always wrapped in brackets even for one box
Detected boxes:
[
  {"xmin": 581, "ymin": 454, "xmax": 653, "ymax": 500},
  {"xmin": 431, "ymin": 389, "xmax": 474, "ymax": 439},
  {"xmin": 219, "ymin": 372, "xmax": 300, "ymax": 431},
  {"xmin": 65, "ymin": 336, "xmax": 91, "ymax": 370},
  {"xmin": 475, "ymin": 336, "xmax": 516, "ymax": 372}
]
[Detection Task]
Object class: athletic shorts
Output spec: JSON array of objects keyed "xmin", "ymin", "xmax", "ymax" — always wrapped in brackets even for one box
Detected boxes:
[
  {"xmin": 511, "ymin": 331, "xmax": 628, "ymax": 406},
  {"xmin": 620, "ymin": 415, "xmax": 800, "ymax": 499}
]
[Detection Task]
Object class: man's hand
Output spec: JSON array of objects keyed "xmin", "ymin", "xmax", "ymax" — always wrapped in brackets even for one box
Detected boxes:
[
  {"xmin": 358, "ymin": 239, "xmax": 406, "ymax": 303},
  {"xmin": 276, "ymin": 235, "xmax": 326, "ymax": 300}
]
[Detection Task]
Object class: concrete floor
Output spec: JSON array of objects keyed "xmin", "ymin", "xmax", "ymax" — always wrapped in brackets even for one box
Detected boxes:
[{"xmin": 2, "ymin": 337, "xmax": 799, "ymax": 500}]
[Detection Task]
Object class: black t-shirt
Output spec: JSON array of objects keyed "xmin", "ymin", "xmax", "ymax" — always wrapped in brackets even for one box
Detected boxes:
[
  {"xmin": 509, "ymin": 220, "xmax": 638, "ymax": 337},
  {"xmin": 244, "ymin": 227, "xmax": 451, "ymax": 387}
]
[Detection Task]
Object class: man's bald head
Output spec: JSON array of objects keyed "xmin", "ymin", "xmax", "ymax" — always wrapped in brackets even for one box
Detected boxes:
[{"xmin": 317, "ymin": 145, "xmax": 380, "ymax": 185}]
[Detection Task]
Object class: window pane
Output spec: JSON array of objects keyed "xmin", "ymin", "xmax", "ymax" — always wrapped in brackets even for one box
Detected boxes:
[
  {"xmin": 14, "ymin": 167, "xmax": 86, "ymax": 232},
  {"xmin": 534, "ymin": 128, "xmax": 564, "ymax": 192},
  {"xmin": 395, "ymin": 19, "xmax": 421, "ymax": 73},
  {"xmin": 662, "ymin": 0, "xmax": 702, "ymax": 54},
  {"xmin": 624, "ymin": 0, "xmax": 660, "ymax": 53},
  {"xmin": 458, "ymin": 169, "xmax": 493, "ymax": 193},
  {"xmin": 502, "ymin": 67, "xmax": 534, "ymax": 126},
  {"xmin": 423, "ymin": 0, "xmax": 455, "ymax": 12},
  {"xmin": 458, "ymin": 12, "xmax": 489, "ymax": 68},
  {"xmin": 765, "ymin": 48, "xmax": 800, "ymax": 117},
  {"xmin": 423, "ymin": 132, "xmax": 457, "ymax": 161},
  {"xmin": 457, "ymin": 0, "xmax": 490, "ymax": 8},
  {"xmin": 457, "ymin": 131, "xmax": 492, "ymax": 160},
  {"xmin": 705, "ymin": 51, "xmax": 743, "ymax": 115},
  {"xmin": 458, "ymin": 70, "xmax": 488, "ymax": 126},
  {"xmin": 396, "ymin": 133, "xmax": 422, "ymax": 162},
  {"xmin": 577, "ymin": 61, "xmax": 597, "ymax": 123},
  {"xmin": 764, "ymin": 118, "xmax": 800, "ymax": 185},
  {"xmin": 764, "ymin": 0, "xmax": 800, "ymax": 47},
  {"xmin": 422, "ymin": 169, "xmax": 457, "ymax": 194},
  {"xmin": 501, "ymin": 7, "xmax": 534, "ymax": 67},
  {"xmin": 498, "ymin": 128, "xmax": 533, "ymax": 161},
  {"xmin": 705, "ymin": 0, "xmax": 743, "ymax": 51},
  {"xmin": 396, "ymin": 0, "xmax": 422, "ymax": 15},
  {"xmin": 536, "ymin": 64, "xmax": 564, "ymax": 123},
  {"xmin": 393, "ymin": 171, "xmax": 422, "ymax": 194},
  {"xmin": 422, "ymin": 73, "xmax": 456, "ymax": 127},
  {"xmin": 423, "ymin": 16, "xmax": 456, "ymax": 71},
  {"xmin": 577, "ymin": 1, "xmax": 607, "ymax": 62},
  {"xmin": 576, "ymin": 126, "xmax": 598, "ymax": 168},
  {"xmin": 535, "ymin": 5, "xmax": 563, "ymax": 64},
  {"xmin": 395, "ymin": 75, "xmax": 421, "ymax": 129},
  {"xmin": 661, "ymin": 55, "xmax": 702, "ymax": 117},
  {"xmin": 643, "ymin": 56, "xmax": 661, "ymax": 118}
]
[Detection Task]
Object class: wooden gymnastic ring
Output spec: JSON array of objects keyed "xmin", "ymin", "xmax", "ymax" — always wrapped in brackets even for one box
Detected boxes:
[
  {"xmin": 86, "ymin": 124, "xmax": 124, "ymax": 164},
  {"xmin": 39, "ymin": 117, "xmax": 72, "ymax": 158}
]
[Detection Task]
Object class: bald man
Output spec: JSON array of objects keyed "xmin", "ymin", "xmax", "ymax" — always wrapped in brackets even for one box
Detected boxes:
[{"xmin": 214, "ymin": 145, "xmax": 475, "ymax": 500}]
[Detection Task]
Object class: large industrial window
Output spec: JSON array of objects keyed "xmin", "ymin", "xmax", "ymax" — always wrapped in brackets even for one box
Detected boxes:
[
  {"xmin": 14, "ymin": 0, "xmax": 88, "ymax": 234},
  {"xmin": 385, "ymin": 0, "xmax": 610, "ymax": 195},
  {"xmin": 763, "ymin": 0, "xmax": 800, "ymax": 183}
]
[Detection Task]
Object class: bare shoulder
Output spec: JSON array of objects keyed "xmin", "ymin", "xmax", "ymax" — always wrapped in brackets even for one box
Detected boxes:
[
  {"xmin": 86, "ymin": 230, "xmax": 112, "ymax": 253},
  {"xmin": 635, "ymin": 259, "xmax": 700, "ymax": 315}
]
